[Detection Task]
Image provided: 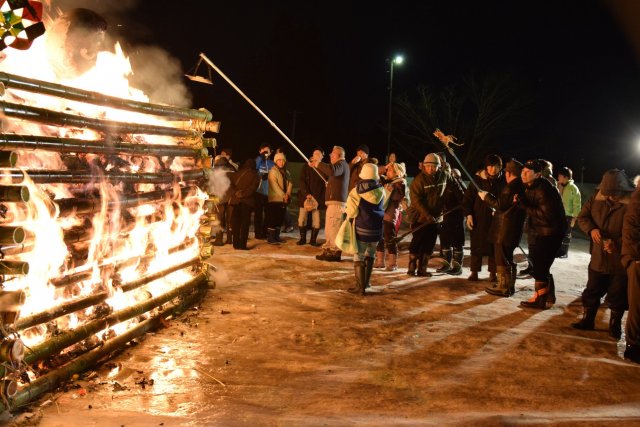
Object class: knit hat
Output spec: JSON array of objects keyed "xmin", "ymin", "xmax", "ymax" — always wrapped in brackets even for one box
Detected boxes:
[
  {"xmin": 597, "ymin": 169, "xmax": 635, "ymax": 196},
  {"xmin": 423, "ymin": 153, "xmax": 441, "ymax": 166},
  {"xmin": 356, "ymin": 144, "xmax": 370, "ymax": 155},
  {"xmin": 359, "ymin": 162, "xmax": 379, "ymax": 180},
  {"xmin": 505, "ymin": 159, "xmax": 523, "ymax": 176},
  {"xmin": 391, "ymin": 162, "xmax": 406, "ymax": 178},
  {"xmin": 274, "ymin": 152, "xmax": 286, "ymax": 162},
  {"xmin": 523, "ymin": 159, "xmax": 544, "ymax": 173}
]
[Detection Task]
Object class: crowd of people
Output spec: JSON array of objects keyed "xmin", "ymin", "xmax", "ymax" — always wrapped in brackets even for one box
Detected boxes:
[{"xmin": 208, "ymin": 143, "xmax": 640, "ymax": 365}]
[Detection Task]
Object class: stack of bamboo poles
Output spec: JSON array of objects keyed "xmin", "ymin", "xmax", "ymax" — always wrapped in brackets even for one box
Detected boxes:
[{"xmin": 0, "ymin": 72, "xmax": 218, "ymax": 411}]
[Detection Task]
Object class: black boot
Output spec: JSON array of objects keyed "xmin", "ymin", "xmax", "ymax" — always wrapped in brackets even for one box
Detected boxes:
[
  {"xmin": 624, "ymin": 344, "xmax": 640, "ymax": 364},
  {"xmin": 468, "ymin": 271, "xmax": 479, "ymax": 281},
  {"xmin": 297, "ymin": 226, "xmax": 307, "ymax": 245},
  {"xmin": 509, "ymin": 265, "xmax": 517, "ymax": 295},
  {"xmin": 309, "ymin": 228, "xmax": 321, "ymax": 246},
  {"xmin": 609, "ymin": 310, "xmax": 624, "ymax": 340},
  {"xmin": 417, "ymin": 254, "xmax": 432, "ymax": 277},
  {"xmin": 267, "ymin": 228, "xmax": 279, "ymax": 244},
  {"xmin": 448, "ymin": 248, "xmax": 463, "ymax": 276},
  {"xmin": 327, "ymin": 249, "xmax": 342, "ymax": 262},
  {"xmin": 213, "ymin": 231, "xmax": 224, "ymax": 246},
  {"xmin": 436, "ymin": 248, "xmax": 452, "ymax": 273},
  {"xmin": 520, "ymin": 281, "xmax": 549, "ymax": 309},
  {"xmin": 316, "ymin": 248, "xmax": 330, "ymax": 261},
  {"xmin": 547, "ymin": 274, "xmax": 556, "ymax": 305},
  {"xmin": 571, "ymin": 307, "xmax": 597, "ymax": 330},
  {"xmin": 364, "ymin": 256, "xmax": 374, "ymax": 288},
  {"xmin": 407, "ymin": 253, "xmax": 418, "ymax": 276},
  {"xmin": 225, "ymin": 229, "xmax": 233, "ymax": 245},
  {"xmin": 348, "ymin": 261, "xmax": 366, "ymax": 295}
]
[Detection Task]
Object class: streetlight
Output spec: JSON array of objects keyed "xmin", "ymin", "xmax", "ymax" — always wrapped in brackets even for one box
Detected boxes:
[{"xmin": 386, "ymin": 55, "xmax": 404, "ymax": 163}]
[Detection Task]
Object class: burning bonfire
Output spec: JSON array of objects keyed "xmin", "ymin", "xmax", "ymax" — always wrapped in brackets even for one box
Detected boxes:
[{"xmin": 0, "ymin": 4, "xmax": 219, "ymax": 410}]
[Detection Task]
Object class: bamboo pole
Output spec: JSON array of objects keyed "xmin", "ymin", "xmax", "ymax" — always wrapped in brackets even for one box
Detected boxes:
[
  {"xmin": 0, "ymin": 71, "xmax": 212, "ymax": 122},
  {"xmin": 0, "ymin": 226, "xmax": 25, "ymax": 245},
  {"xmin": 14, "ymin": 258, "xmax": 200, "ymax": 331},
  {"xmin": 0, "ymin": 185, "xmax": 29, "ymax": 202},
  {"xmin": 0, "ymin": 151, "xmax": 17, "ymax": 167},
  {"xmin": 0, "ymin": 134, "xmax": 204, "ymax": 158},
  {"xmin": 0, "ymin": 101, "xmax": 218, "ymax": 138},
  {"xmin": 0, "ymin": 260, "xmax": 28, "ymax": 275},
  {"xmin": 0, "ymin": 274, "xmax": 207, "ymax": 412},
  {"xmin": 2, "ymin": 169, "xmax": 205, "ymax": 185}
]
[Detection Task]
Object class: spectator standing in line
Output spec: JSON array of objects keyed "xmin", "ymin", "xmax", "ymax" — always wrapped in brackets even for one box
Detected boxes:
[
  {"xmin": 349, "ymin": 144, "xmax": 370, "ymax": 191},
  {"xmin": 572, "ymin": 169, "xmax": 635, "ymax": 339},
  {"xmin": 297, "ymin": 148, "xmax": 327, "ymax": 246},
  {"xmin": 229, "ymin": 158, "xmax": 260, "ymax": 250},
  {"xmin": 266, "ymin": 152, "xmax": 293, "ymax": 244},
  {"xmin": 310, "ymin": 146, "xmax": 350, "ymax": 262},
  {"xmin": 374, "ymin": 161, "xmax": 408, "ymax": 271},
  {"xmin": 254, "ymin": 144, "xmax": 274, "ymax": 239},
  {"xmin": 556, "ymin": 166, "xmax": 581, "ymax": 258},
  {"xmin": 621, "ymin": 176, "xmax": 640, "ymax": 363},
  {"xmin": 344, "ymin": 163, "xmax": 385, "ymax": 294}
]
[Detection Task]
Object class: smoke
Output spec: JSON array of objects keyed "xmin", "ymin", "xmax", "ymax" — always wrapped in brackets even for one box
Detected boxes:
[{"xmin": 206, "ymin": 168, "xmax": 231, "ymax": 199}]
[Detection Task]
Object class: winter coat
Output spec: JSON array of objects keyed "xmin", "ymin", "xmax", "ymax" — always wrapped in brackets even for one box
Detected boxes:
[
  {"xmin": 442, "ymin": 173, "xmax": 465, "ymax": 224},
  {"xmin": 349, "ymin": 159, "xmax": 366, "ymax": 191},
  {"xmin": 255, "ymin": 155, "xmax": 274, "ymax": 196},
  {"xmin": 560, "ymin": 179, "xmax": 581, "ymax": 218},
  {"xmin": 316, "ymin": 159, "xmax": 350, "ymax": 204},
  {"xmin": 229, "ymin": 159, "xmax": 260, "ymax": 207},
  {"xmin": 381, "ymin": 176, "xmax": 407, "ymax": 225},
  {"xmin": 408, "ymin": 169, "xmax": 447, "ymax": 224},
  {"xmin": 622, "ymin": 187, "xmax": 640, "ymax": 269},
  {"xmin": 484, "ymin": 177, "xmax": 526, "ymax": 247},
  {"xmin": 519, "ymin": 177, "xmax": 566, "ymax": 239},
  {"xmin": 298, "ymin": 163, "xmax": 327, "ymax": 210},
  {"xmin": 267, "ymin": 166, "xmax": 293, "ymax": 203},
  {"xmin": 463, "ymin": 170, "xmax": 506, "ymax": 255},
  {"xmin": 346, "ymin": 179, "xmax": 385, "ymax": 242},
  {"xmin": 577, "ymin": 191, "xmax": 630, "ymax": 275}
]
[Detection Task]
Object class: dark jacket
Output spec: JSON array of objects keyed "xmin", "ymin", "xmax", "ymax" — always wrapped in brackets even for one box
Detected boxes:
[
  {"xmin": 229, "ymin": 159, "xmax": 260, "ymax": 207},
  {"xmin": 578, "ymin": 191, "xmax": 630, "ymax": 275},
  {"xmin": 349, "ymin": 160, "xmax": 366, "ymax": 191},
  {"xmin": 622, "ymin": 188, "xmax": 640, "ymax": 269},
  {"xmin": 484, "ymin": 177, "xmax": 526, "ymax": 247},
  {"xmin": 463, "ymin": 170, "xmax": 506, "ymax": 254},
  {"xmin": 442, "ymin": 173, "xmax": 465, "ymax": 224},
  {"xmin": 316, "ymin": 159, "xmax": 350, "ymax": 204},
  {"xmin": 408, "ymin": 169, "xmax": 446, "ymax": 224},
  {"xmin": 298, "ymin": 163, "xmax": 327, "ymax": 210},
  {"xmin": 519, "ymin": 177, "xmax": 566, "ymax": 239}
]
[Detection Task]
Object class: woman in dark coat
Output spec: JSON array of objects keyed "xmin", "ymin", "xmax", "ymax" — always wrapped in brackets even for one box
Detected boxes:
[
  {"xmin": 229, "ymin": 159, "xmax": 260, "ymax": 250},
  {"xmin": 463, "ymin": 154, "xmax": 505, "ymax": 281}
]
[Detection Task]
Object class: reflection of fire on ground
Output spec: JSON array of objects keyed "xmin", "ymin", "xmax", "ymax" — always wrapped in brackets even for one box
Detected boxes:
[{"xmin": 0, "ymin": 4, "xmax": 222, "ymax": 410}]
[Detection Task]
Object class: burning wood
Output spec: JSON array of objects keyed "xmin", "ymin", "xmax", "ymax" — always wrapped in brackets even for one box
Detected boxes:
[{"xmin": 0, "ymin": 23, "xmax": 221, "ymax": 410}]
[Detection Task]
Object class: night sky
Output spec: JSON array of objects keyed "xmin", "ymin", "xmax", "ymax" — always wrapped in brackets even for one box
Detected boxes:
[{"xmin": 66, "ymin": 0, "xmax": 640, "ymax": 181}]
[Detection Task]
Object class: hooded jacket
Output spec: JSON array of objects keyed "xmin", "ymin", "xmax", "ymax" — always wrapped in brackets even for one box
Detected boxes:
[
  {"xmin": 622, "ymin": 187, "xmax": 640, "ymax": 269},
  {"xmin": 559, "ymin": 179, "xmax": 581, "ymax": 218},
  {"xmin": 346, "ymin": 179, "xmax": 385, "ymax": 242}
]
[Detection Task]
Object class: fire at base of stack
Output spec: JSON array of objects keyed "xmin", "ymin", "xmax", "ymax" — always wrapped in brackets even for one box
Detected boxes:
[{"xmin": 0, "ymin": 5, "xmax": 220, "ymax": 412}]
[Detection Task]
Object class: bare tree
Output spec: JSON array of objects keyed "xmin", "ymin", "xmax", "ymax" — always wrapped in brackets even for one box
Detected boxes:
[{"xmin": 393, "ymin": 72, "xmax": 532, "ymax": 171}]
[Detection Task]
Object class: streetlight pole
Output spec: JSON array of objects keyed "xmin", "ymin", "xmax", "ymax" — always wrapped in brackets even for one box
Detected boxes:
[{"xmin": 386, "ymin": 55, "xmax": 403, "ymax": 163}]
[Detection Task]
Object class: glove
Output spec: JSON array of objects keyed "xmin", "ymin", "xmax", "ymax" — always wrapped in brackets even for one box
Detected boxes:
[{"xmin": 466, "ymin": 215, "xmax": 474, "ymax": 230}]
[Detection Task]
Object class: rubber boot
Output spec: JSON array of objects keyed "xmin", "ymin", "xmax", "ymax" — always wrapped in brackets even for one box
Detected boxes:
[
  {"xmin": 436, "ymin": 248, "xmax": 452, "ymax": 273},
  {"xmin": 571, "ymin": 307, "xmax": 597, "ymax": 330},
  {"xmin": 407, "ymin": 253, "xmax": 419, "ymax": 276},
  {"xmin": 448, "ymin": 248, "xmax": 463, "ymax": 276},
  {"xmin": 373, "ymin": 250, "xmax": 386, "ymax": 269},
  {"xmin": 609, "ymin": 310, "xmax": 624, "ymax": 340},
  {"xmin": 520, "ymin": 281, "xmax": 549, "ymax": 309},
  {"xmin": 547, "ymin": 274, "xmax": 556, "ymax": 305},
  {"xmin": 509, "ymin": 265, "xmax": 517, "ymax": 295},
  {"xmin": 267, "ymin": 228, "xmax": 279, "ymax": 244},
  {"xmin": 316, "ymin": 248, "xmax": 331, "ymax": 261},
  {"xmin": 213, "ymin": 231, "xmax": 224, "ymax": 247},
  {"xmin": 385, "ymin": 252, "xmax": 398, "ymax": 271},
  {"xmin": 489, "ymin": 272, "xmax": 498, "ymax": 283},
  {"xmin": 468, "ymin": 271, "xmax": 479, "ymax": 281},
  {"xmin": 486, "ymin": 267, "xmax": 509, "ymax": 297},
  {"xmin": 328, "ymin": 250, "xmax": 342, "ymax": 262},
  {"xmin": 225, "ymin": 229, "xmax": 233, "ymax": 245},
  {"xmin": 275, "ymin": 228, "xmax": 285, "ymax": 243},
  {"xmin": 417, "ymin": 254, "xmax": 432, "ymax": 277},
  {"xmin": 309, "ymin": 228, "xmax": 321, "ymax": 247},
  {"xmin": 297, "ymin": 226, "xmax": 307, "ymax": 245},
  {"xmin": 348, "ymin": 261, "xmax": 366, "ymax": 295},
  {"xmin": 624, "ymin": 344, "xmax": 640, "ymax": 364},
  {"xmin": 364, "ymin": 256, "xmax": 374, "ymax": 288}
]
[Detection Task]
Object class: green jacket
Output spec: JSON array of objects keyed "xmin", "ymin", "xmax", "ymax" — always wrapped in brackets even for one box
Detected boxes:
[{"xmin": 560, "ymin": 179, "xmax": 581, "ymax": 218}]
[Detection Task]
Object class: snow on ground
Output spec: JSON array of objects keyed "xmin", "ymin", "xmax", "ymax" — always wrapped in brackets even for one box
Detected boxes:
[{"xmin": 18, "ymin": 231, "xmax": 640, "ymax": 426}]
